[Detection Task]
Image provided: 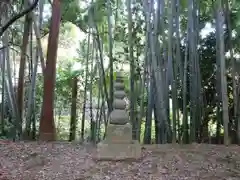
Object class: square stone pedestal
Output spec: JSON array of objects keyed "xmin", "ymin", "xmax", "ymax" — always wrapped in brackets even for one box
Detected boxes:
[
  {"xmin": 105, "ymin": 123, "xmax": 132, "ymax": 144},
  {"xmin": 97, "ymin": 123, "xmax": 141, "ymax": 160},
  {"xmin": 97, "ymin": 140, "xmax": 141, "ymax": 160}
]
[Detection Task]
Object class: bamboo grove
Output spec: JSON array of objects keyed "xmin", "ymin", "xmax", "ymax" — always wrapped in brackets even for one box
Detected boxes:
[{"xmin": 0, "ymin": 0, "xmax": 239, "ymax": 145}]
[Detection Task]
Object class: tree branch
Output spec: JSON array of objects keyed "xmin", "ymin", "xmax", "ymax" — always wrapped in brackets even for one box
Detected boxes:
[
  {"xmin": 0, "ymin": 0, "xmax": 39, "ymax": 37},
  {"xmin": 48, "ymin": 0, "xmax": 53, "ymax": 7}
]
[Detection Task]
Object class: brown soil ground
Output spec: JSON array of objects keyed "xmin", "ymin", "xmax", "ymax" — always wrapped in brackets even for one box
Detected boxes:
[{"xmin": 0, "ymin": 141, "xmax": 240, "ymax": 180}]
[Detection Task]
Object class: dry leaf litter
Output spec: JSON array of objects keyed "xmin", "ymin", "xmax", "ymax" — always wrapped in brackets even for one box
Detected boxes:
[{"xmin": 0, "ymin": 141, "xmax": 240, "ymax": 180}]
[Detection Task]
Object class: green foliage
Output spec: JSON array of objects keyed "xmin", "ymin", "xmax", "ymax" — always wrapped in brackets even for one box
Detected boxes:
[{"xmin": 55, "ymin": 60, "xmax": 84, "ymax": 107}]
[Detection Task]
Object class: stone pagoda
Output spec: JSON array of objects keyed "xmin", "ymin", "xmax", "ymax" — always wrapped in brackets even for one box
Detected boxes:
[{"xmin": 97, "ymin": 72, "xmax": 141, "ymax": 160}]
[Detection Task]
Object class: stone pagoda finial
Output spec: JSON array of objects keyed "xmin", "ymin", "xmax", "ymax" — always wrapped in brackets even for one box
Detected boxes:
[{"xmin": 109, "ymin": 72, "xmax": 128, "ymax": 125}]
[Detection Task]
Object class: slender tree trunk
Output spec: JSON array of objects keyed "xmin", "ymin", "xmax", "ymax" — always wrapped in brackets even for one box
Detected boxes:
[
  {"xmin": 89, "ymin": 45, "xmax": 97, "ymax": 143},
  {"xmin": 107, "ymin": 0, "xmax": 114, "ymax": 113},
  {"xmin": 127, "ymin": 0, "xmax": 136, "ymax": 139},
  {"xmin": 17, "ymin": 6, "xmax": 31, "ymax": 136},
  {"xmin": 1, "ymin": 47, "xmax": 5, "ymax": 135},
  {"xmin": 144, "ymin": 79, "xmax": 153, "ymax": 144},
  {"xmin": 183, "ymin": 32, "xmax": 189, "ymax": 144},
  {"xmin": 95, "ymin": 69, "xmax": 102, "ymax": 142},
  {"xmin": 94, "ymin": 25, "xmax": 110, "ymax": 112},
  {"xmin": 2, "ymin": 7, "xmax": 20, "ymax": 140},
  {"xmin": 225, "ymin": 0, "xmax": 237, "ymax": 142},
  {"xmin": 216, "ymin": 0, "xmax": 229, "ymax": 145},
  {"xmin": 69, "ymin": 76, "xmax": 78, "ymax": 141},
  {"xmin": 24, "ymin": 0, "xmax": 44, "ymax": 138},
  {"xmin": 81, "ymin": 31, "xmax": 91, "ymax": 141},
  {"xmin": 1, "ymin": 11, "xmax": 6, "ymax": 135}
]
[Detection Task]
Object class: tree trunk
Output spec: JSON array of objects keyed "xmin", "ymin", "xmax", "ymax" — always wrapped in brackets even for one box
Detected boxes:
[
  {"xmin": 69, "ymin": 76, "xmax": 78, "ymax": 141},
  {"xmin": 107, "ymin": 0, "xmax": 114, "ymax": 113},
  {"xmin": 81, "ymin": 31, "xmax": 91, "ymax": 142},
  {"xmin": 39, "ymin": 0, "xmax": 61, "ymax": 141},
  {"xmin": 216, "ymin": 0, "xmax": 229, "ymax": 145},
  {"xmin": 17, "ymin": 6, "xmax": 31, "ymax": 136}
]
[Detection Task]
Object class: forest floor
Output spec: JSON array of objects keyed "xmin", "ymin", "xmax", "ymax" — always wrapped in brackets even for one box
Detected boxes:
[{"xmin": 0, "ymin": 141, "xmax": 240, "ymax": 180}]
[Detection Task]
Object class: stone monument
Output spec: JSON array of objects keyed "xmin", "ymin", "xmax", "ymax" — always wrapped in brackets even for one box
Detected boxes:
[{"xmin": 97, "ymin": 72, "xmax": 141, "ymax": 160}]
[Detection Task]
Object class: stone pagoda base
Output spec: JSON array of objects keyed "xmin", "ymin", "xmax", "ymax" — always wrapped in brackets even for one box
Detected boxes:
[
  {"xmin": 97, "ymin": 123, "xmax": 141, "ymax": 160},
  {"xmin": 97, "ymin": 140, "xmax": 141, "ymax": 160}
]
